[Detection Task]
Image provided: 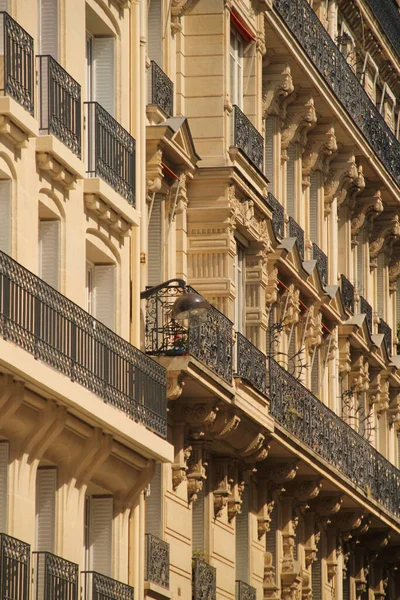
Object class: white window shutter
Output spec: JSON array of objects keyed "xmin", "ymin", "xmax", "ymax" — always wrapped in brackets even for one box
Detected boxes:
[
  {"xmin": 36, "ymin": 467, "xmax": 57, "ymax": 553},
  {"xmin": 94, "ymin": 265, "xmax": 115, "ymax": 330},
  {"xmin": 192, "ymin": 484, "xmax": 205, "ymax": 552},
  {"xmin": 89, "ymin": 496, "xmax": 113, "ymax": 577},
  {"xmin": 0, "ymin": 442, "xmax": 9, "ymax": 532},
  {"xmin": 148, "ymin": 0, "xmax": 162, "ymax": 67},
  {"xmin": 311, "ymin": 347, "xmax": 320, "ymax": 396},
  {"xmin": 286, "ymin": 145, "xmax": 296, "ymax": 217},
  {"xmin": 235, "ymin": 484, "xmax": 249, "ymax": 582},
  {"xmin": 0, "ymin": 180, "xmax": 11, "ymax": 254},
  {"xmin": 39, "ymin": 220, "xmax": 59, "ymax": 290},
  {"xmin": 309, "ymin": 171, "xmax": 318, "ymax": 244},
  {"xmin": 265, "ymin": 502, "xmax": 277, "ymax": 586},
  {"xmin": 39, "ymin": 0, "xmax": 58, "ymax": 60},
  {"xmin": 93, "ymin": 38, "xmax": 115, "ymax": 117},
  {"xmin": 356, "ymin": 231, "xmax": 364, "ymax": 296},
  {"xmin": 376, "ymin": 253, "xmax": 384, "ymax": 318},
  {"xmin": 145, "ymin": 463, "xmax": 162, "ymax": 538},
  {"xmin": 265, "ymin": 116, "xmax": 275, "ymax": 193},
  {"xmin": 311, "ymin": 542, "xmax": 322, "ymax": 600},
  {"xmin": 148, "ymin": 194, "xmax": 163, "ymax": 287}
]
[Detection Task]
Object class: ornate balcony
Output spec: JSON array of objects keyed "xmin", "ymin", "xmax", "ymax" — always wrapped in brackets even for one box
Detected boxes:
[
  {"xmin": 0, "ymin": 250, "xmax": 167, "ymax": 438},
  {"xmin": 312, "ymin": 243, "xmax": 328, "ymax": 286},
  {"xmin": 142, "ymin": 280, "xmax": 233, "ymax": 384},
  {"xmin": 363, "ymin": 0, "xmax": 400, "ymax": 60},
  {"xmin": 236, "ymin": 581, "xmax": 256, "ymax": 600},
  {"xmin": 378, "ymin": 318, "xmax": 392, "ymax": 356},
  {"xmin": 148, "ymin": 61, "xmax": 173, "ymax": 117},
  {"xmin": 236, "ymin": 332, "xmax": 267, "ymax": 396},
  {"xmin": 0, "ymin": 534, "xmax": 30, "ymax": 600},
  {"xmin": 273, "ymin": 0, "xmax": 400, "ymax": 189},
  {"xmin": 359, "ymin": 295, "xmax": 373, "ymax": 333},
  {"xmin": 192, "ymin": 559, "xmax": 216, "ymax": 600},
  {"xmin": 85, "ymin": 102, "xmax": 136, "ymax": 205},
  {"xmin": 37, "ymin": 55, "xmax": 81, "ymax": 157},
  {"xmin": 269, "ymin": 358, "xmax": 400, "ymax": 519},
  {"xmin": 288, "ymin": 216, "xmax": 304, "ymax": 259},
  {"xmin": 268, "ymin": 192, "xmax": 284, "ymax": 239},
  {"xmin": 145, "ymin": 534, "xmax": 169, "ymax": 589},
  {"xmin": 340, "ymin": 274, "xmax": 354, "ymax": 314},
  {"xmin": 82, "ymin": 572, "xmax": 134, "ymax": 600},
  {"xmin": 34, "ymin": 552, "xmax": 78, "ymax": 600},
  {"xmin": 0, "ymin": 13, "xmax": 34, "ymax": 114},
  {"xmin": 232, "ymin": 105, "xmax": 264, "ymax": 171}
]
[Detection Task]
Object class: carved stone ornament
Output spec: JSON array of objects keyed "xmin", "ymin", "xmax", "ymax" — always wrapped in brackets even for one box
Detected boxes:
[
  {"xmin": 338, "ymin": 337, "xmax": 351, "ymax": 376},
  {"xmin": 146, "ymin": 148, "xmax": 163, "ymax": 194},
  {"xmin": 304, "ymin": 307, "xmax": 323, "ymax": 353},
  {"xmin": 209, "ymin": 409, "xmax": 241, "ymax": 441},
  {"xmin": 368, "ymin": 371, "xmax": 389, "ymax": 415},
  {"xmin": 282, "ymin": 285, "xmax": 301, "ymax": 329},
  {"xmin": 324, "ymin": 151, "xmax": 359, "ymax": 209},
  {"xmin": 369, "ymin": 214, "xmax": 400, "ymax": 268},
  {"xmin": 227, "ymin": 466, "xmax": 245, "ymax": 522},
  {"xmin": 257, "ymin": 500, "xmax": 275, "ymax": 539},
  {"xmin": 388, "ymin": 392, "xmax": 400, "ymax": 427},
  {"xmin": 263, "ymin": 551, "xmax": 280, "ymax": 599},
  {"xmin": 181, "ymin": 402, "xmax": 218, "ymax": 438},
  {"xmin": 388, "ymin": 251, "xmax": 400, "ymax": 292},
  {"xmin": 348, "ymin": 355, "xmax": 369, "ymax": 394},
  {"xmin": 170, "ymin": 0, "xmax": 194, "ymax": 34},
  {"xmin": 239, "ymin": 432, "xmax": 270, "ymax": 462},
  {"xmin": 186, "ymin": 441, "xmax": 208, "ymax": 503},
  {"xmin": 350, "ymin": 189, "xmax": 384, "ymax": 244},
  {"xmin": 266, "ymin": 267, "xmax": 279, "ymax": 307},
  {"xmin": 301, "ymin": 570, "xmax": 312, "ymax": 600},
  {"xmin": 167, "ymin": 371, "xmax": 185, "ymax": 400},
  {"xmin": 172, "ymin": 443, "xmax": 192, "ymax": 491},
  {"xmin": 302, "ymin": 122, "xmax": 338, "ymax": 179},
  {"xmin": 171, "ymin": 173, "xmax": 188, "ymax": 216},
  {"xmin": 213, "ymin": 459, "xmax": 232, "ymax": 518},
  {"xmin": 281, "ymin": 93, "xmax": 317, "ymax": 150},
  {"xmin": 266, "ymin": 461, "xmax": 299, "ymax": 492},
  {"xmin": 262, "ymin": 62, "xmax": 294, "ymax": 116},
  {"xmin": 228, "ymin": 186, "xmax": 258, "ymax": 233}
]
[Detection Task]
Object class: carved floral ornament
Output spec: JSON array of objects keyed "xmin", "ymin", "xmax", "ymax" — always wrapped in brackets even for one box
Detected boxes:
[
  {"xmin": 369, "ymin": 214, "xmax": 400, "ymax": 268},
  {"xmin": 281, "ymin": 93, "xmax": 317, "ymax": 151},
  {"xmin": 262, "ymin": 62, "xmax": 294, "ymax": 117},
  {"xmin": 303, "ymin": 306, "xmax": 323, "ymax": 353},
  {"xmin": 350, "ymin": 189, "xmax": 384, "ymax": 245},
  {"xmin": 302, "ymin": 123, "xmax": 338, "ymax": 179},
  {"xmin": 368, "ymin": 371, "xmax": 389, "ymax": 415},
  {"xmin": 388, "ymin": 250, "xmax": 400, "ymax": 292},
  {"xmin": 323, "ymin": 151, "xmax": 363, "ymax": 211}
]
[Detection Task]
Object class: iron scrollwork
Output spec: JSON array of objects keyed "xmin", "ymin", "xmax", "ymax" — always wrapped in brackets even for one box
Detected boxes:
[
  {"xmin": 150, "ymin": 61, "xmax": 174, "ymax": 117},
  {"xmin": 236, "ymin": 580, "xmax": 257, "ymax": 600},
  {"xmin": 378, "ymin": 318, "xmax": 392, "ymax": 356},
  {"xmin": 192, "ymin": 559, "xmax": 216, "ymax": 600},
  {"xmin": 0, "ymin": 534, "xmax": 30, "ymax": 600},
  {"xmin": 145, "ymin": 534, "xmax": 170, "ymax": 589},
  {"xmin": 363, "ymin": 0, "xmax": 400, "ymax": 61},
  {"xmin": 288, "ymin": 216, "xmax": 305, "ymax": 259},
  {"xmin": 268, "ymin": 192, "xmax": 285, "ymax": 239},
  {"xmin": 236, "ymin": 332, "xmax": 267, "ymax": 396},
  {"xmin": 340, "ymin": 274, "xmax": 354, "ymax": 313},
  {"xmin": 359, "ymin": 296, "xmax": 373, "ymax": 333},
  {"xmin": 35, "ymin": 552, "xmax": 79, "ymax": 600},
  {"xmin": 2, "ymin": 13, "xmax": 34, "ymax": 114},
  {"xmin": 232, "ymin": 105, "xmax": 264, "ymax": 171},
  {"xmin": 83, "ymin": 571, "xmax": 134, "ymax": 600},
  {"xmin": 312, "ymin": 242, "xmax": 328, "ymax": 286}
]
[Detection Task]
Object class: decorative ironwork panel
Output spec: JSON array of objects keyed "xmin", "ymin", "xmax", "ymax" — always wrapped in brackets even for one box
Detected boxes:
[
  {"xmin": 145, "ymin": 534, "xmax": 169, "ymax": 589},
  {"xmin": 359, "ymin": 296, "xmax": 373, "ymax": 333},
  {"xmin": 378, "ymin": 318, "xmax": 392, "ymax": 356},
  {"xmin": 0, "ymin": 13, "xmax": 34, "ymax": 114},
  {"xmin": 363, "ymin": 0, "xmax": 400, "ymax": 61},
  {"xmin": 82, "ymin": 572, "xmax": 134, "ymax": 600},
  {"xmin": 0, "ymin": 534, "xmax": 30, "ymax": 600},
  {"xmin": 34, "ymin": 552, "xmax": 78, "ymax": 600},
  {"xmin": 272, "ymin": 0, "xmax": 400, "ymax": 189},
  {"xmin": 236, "ymin": 581, "xmax": 256, "ymax": 600},
  {"xmin": 38, "ymin": 55, "xmax": 81, "ymax": 157},
  {"xmin": 149, "ymin": 61, "xmax": 173, "ymax": 117},
  {"xmin": 312, "ymin": 243, "xmax": 328, "ymax": 286},
  {"xmin": 192, "ymin": 559, "xmax": 216, "ymax": 600},
  {"xmin": 85, "ymin": 102, "xmax": 136, "ymax": 205},
  {"xmin": 236, "ymin": 332, "xmax": 267, "ymax": 396},
  {"xmin": 142, "ymin": 280, "xmax": 233, "ymax": 384},
  {"xmin": 340, "ymin": 275, "xmax": 354, "ymax": 313},
  {"xmin": 232, "ymin": 105, "xmax": 264, "ymax": 171},
  {"xmin": 0, "ymin": 250, "xmax": 167, "ymax": 438},
  {"xmin": 268, "ymin": 193, "xmax": 284, "ymax": 238},
  {"xmin": 288, "ymin": 216, "xmax": 304, "ymax": 259},
  {"xmin": 268, "ymin": 358, "xmax": 400, "ymax": 519}
]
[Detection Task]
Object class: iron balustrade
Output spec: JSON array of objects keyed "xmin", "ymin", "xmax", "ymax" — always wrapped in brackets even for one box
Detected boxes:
[
  {"xmin": 82, "ymin": 572, "xmax": 134, "ymax": 600},
  {"xmin": 236, "ymin": 332, "xmax": 267, "ymax": 396},
  {"xmin": 85, "ymin": 102, "xmax": 136, "ymax": 205},
  {"xmin": 236, "ymin": 581, "xmax": 256, "ymax": 600},
  {"xmin": 288, "ymin": 216, "xmax": 305, "ymax": 259},
  {"xmin": 37, "ymin": 55, "xmax": 81, "ymax": 157},
  {"xmin": 33, "ymin": 552, "xmax": 78, "ymax": 600},
  {"xmin": 273, "ymin": 0, "xmax": 400, "ymax": 189},
  {"xmin": 359, "ymin": 295, "xmax": 373, "ymax": 333},
  {"xmin": 142, "ymin": 280, "xmax": 233, "ymax": 384},
  {"xmin": 232, "ymin": 105, "xmax": 264, "ymax": 171},
  {"xmin": 192, "ymin": 559, "xmax": 216, "ymax": 600},
  {"xmin": 0, "ymin": 534, "xmax": 30, "ymax": 600},
  {"xmin": 0, "ymin": 250, "xmax": 167, "ymax": 438},
  {"xmin": 145, "ymin": 534, "xmax": 169, "ymax": 589},
  {"xmin": 149, "ymin": 61, "xmax": 173, "ymax": 117},
  {"xmin": 269, "ymin": 357, "xmax": 400, "ymax": 519},
  {"xmin": 0, "ymin": 12, "xmax": 34, "ymax": 114},
  {"xmin": 340, "ymin": 274, "xmax": 354, "ymax": 314},
  {"xmin": 378, "ymin": 318, "xmax": 392, "ymax": 356},
  {"xmin": 312, "ymin": 243, "xmax": 328, "ymax": 286},
  {"xmin": 363, "ymin": 0, "xmax": 400, "ymax": 61},
  {"xmin": 268, "ymin": 192, "xmax": 284, "ymax": 239}
]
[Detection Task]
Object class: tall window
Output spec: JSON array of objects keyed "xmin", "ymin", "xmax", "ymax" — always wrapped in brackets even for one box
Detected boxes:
[
  {"xmin": 0, "ymin": 441, "xmax": 9, "ymax": 533},
  {"xmin": 379, "ymin": 83, "xmax": 396, "ymax": 133},
  {"xmin": 86, "ymin": 5, "xmax": 115, "ymax": 117},
  {"xmin": 235, "ymin": 485, "xmax": 250, "ymax": 584},
  {"xmin": 234, "ymin": 242, "xmax": 245, "ymax": 334},
  {"xmin": 148, "ymin": 194, "xmax": 163, "ymax": 287},
  {"xmin": 36, "ymin": 467, "xmax": 57, "ymax": 553},
  {"xmin": 85, "ymin": 495, "xmax": 113, "ymax": 576},
  {"xmin": 230, "ymin": 28, "xmax": 243, "ymax": 108},
  {"xmin": 0, "ymin": 180, "xmax": 11, "ymax": 254},
  {"xmin": 286, "ymin": 144, "xmax": 296, "ymax": 218},
  {"xmin": 39, "ymin": 0, "xmax": 58, "ymax": 59},
  {"xmin": 86, "ymin": 261, "xmax": 116, "ymax": 330},
  {"xmin": 148, "ymin": 0, "xmax": 162, "ymax": 67},
  {"xmin": 309, "ymin": 171, "xmax": 319, "ymax": 245},
  {"xmin": 39, "ymin": 220, "xmax": 60, "ymax": 290}
]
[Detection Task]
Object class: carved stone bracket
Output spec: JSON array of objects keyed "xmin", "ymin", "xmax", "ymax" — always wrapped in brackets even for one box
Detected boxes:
[
  {"xmin": 282, "ymin": 285, "xmax": 300, "ymax": 330},
  {"xmin": 369, "ymin": 214, "xmax": 400, "ymax": 268},
  {"xmin": 388, "ymin": 391, "xmax": 400, "ymax": 427},
  {"xmin": 351, "ymin": 189, "xmax": 383, "ymax": 245},
  {"xmin": 227, "ymin": 463, "xmax": 245, "ymax": 522},
  {"xmin": 37, "ymin": 152, "xmax": 75, "ymax": 190},
  {"xmin": 388, "ymin": 248, "xmax": 400, "ymax": 292},
  {"xmin": 281, "ymin": 92, "xmax": 317, "ymax": 150},
  {"xmin": 266, "ymin": 461, "xmax": 299, "ymax": 493},
  {"xmin": 146, "ymin": 148, "xmax": 163, "ymax": 195},
  {"xmin": 302, "ymin": 122, "xmax": 338, "ymax": 181},
  {"xmin": 266, "ymin": 267, "xmax": 279, "ymax": 308},
  {"xmin": 263, "ymin": 551, "xmax": 280, "ymax": 600},
  {"xmin": 324, "ymin": 151, "xmax": 362, "ymax": 213},
  {"xmin": 262, "ymin": 62, "xmax": 294, "ymax": 116},
  {"xmin": 304, "ymin": 306, "xmax": 323, "ymax": 353},
  {"xmin": 257, "ymin": 500, "xmax": 275, "ymax": 539},
  {"xmin": 213, "ymin": 458, "xmax": 232, "ymax": 518},
  {"xmin": 186, "ymin": 440, "xmax": 209, "ymax": 503},
  {"xmin": 348, "ymin": 354, "xmax": 370, "ymax": 395},
  {"xmin": 368, "ymin": 370, "xmax": 389, "ymax": 415}
]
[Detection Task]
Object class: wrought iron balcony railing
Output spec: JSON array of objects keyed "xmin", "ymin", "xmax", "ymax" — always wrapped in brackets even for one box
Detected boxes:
[
  {"xmin": 312, "ymin": 243, "xmax": 328, "ymax": 286},
  {"xmin": 359, "ymin": 295, "xmax": 373, "ymax": 333},
  {"xmin": 267, "ymin": 193, "xmax": 284, "ymax": 239},
  {"xmin": 269, "ymin": 357, "xmax": 400, "ymax": 519},
  {"xmin": 34, "ymin": 552, "xmax": 78, "ymax": 600},
  {"xmin": 273, "ymin": 0, "xmax": 400, "ymax": 189},
  {"xmin": 340, "ymin": 274, "xmax": 354, "ymax": 314},
  {"xmin": 85, "ymin": 102, "xmax": 136, "ymax": 205},
  {"xmin": 142, "ymin": 280, "xmax": 233, "ymax": 384},
  {"xmin": 288, "ymin": 216, "xmax": 304, "ymax": 259},
  {"xmin": 192, "ymin": 559, "xmax": 216, "ymax": 600},
  {"xmin": 236, "ymin": 332, "xmax": 267, "ymax": 396},
  {"xmin": 378, "ymin": 318, "xmax": 392, "ymax": 356},
  {"xmin": 236, "ymin": 581, "xmax": 256, "ymax": 600},
  {"xmin": 0, "ymin": 250, "xmax": 167, "ymax": 438},
  {"xmin": 0, "ymin": 13, "xmax": 34, "ymax": 114},
  {"xmin": 0, "ymin": 534, "xmax": 30, "ymax": 600},
  {"xmin": 232, "ymin": 105, "xmax": 264, "ymax": 171},
  {"xmin": 82, "ymin": 571, "xmax": 134, "ymax": 600},
  {"xmin": 363, "ymin": 0, "xmax": 400, "ymax": 61},
  {"xmin": 145, "ymin": 534, "xmax": 169, "ymax": 589},
  {"xmin": 148, "ymin": 61, "xmax": 173, "ymax": 118},
  {"xmin": 37, "ymin": 55, "xmax": 81, "ymax": 157}
]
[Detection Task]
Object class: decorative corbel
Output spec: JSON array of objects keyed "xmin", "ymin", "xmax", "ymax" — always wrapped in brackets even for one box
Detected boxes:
[
  {"xmin": 262, "ymin": 62, "xmax": 294, "ymax": 116},
  {"xmin": 283, "ymin": 284, "xmax": 301, "ymax": 329},
  {"xmin": 213, "ymin": 458, "xmax": 232, "ymax": 518},
  {"xmin": 146, "ymin": 148, "xmax": 163, "ymax": 196},
  {"xmin": 304, "ymin": 306, "xmax": 323, "ymax": 354},
  {"xmin": 324, "ymin": 150, "xmax": 359, "ymax": 213},
  {"xmin": 338, "ymin": 337, "xmax": 352, "ymax": 377},
  {"xmin": 266, "ymin": 461, "xmax": 299, "ymax": 493},
  {"xmin": 266, "ymin": 267, "xmax": 279, "ymax": 308},
  {"xmin": 227, "ymin": 463, "xmax": 245, "ymax": 522},
  {"xmin": 186, "ymin": 440, "xmax": 209, "ymax": 503},
  {"xmin": 209, "ymin": 409, "xmax": 241, "ymax": 441},
  {"xmin": 263, "ymin": 551, "xmax": 280, "ymax": 600},
  {"xmin": 388, "ymin": 249, "xmax": 400, "ymax": 292},
  {"xmin": 171, "ymin": 173, "xmax": 188, "ymax": 216},
  {"xmin": 170, "ymin": 0, "xmax": 194, "ymax": 35},
  {"xmin": 302, "ymin": 122, "xmax": 338, "ymax": 183},
  {"xmin": 369, "ymin": 214, "xmax": 400, "ymax": 269},
  {"xmin": 348, "ymin": 354, "xmax": 370, "ymax": 395},
  {"xmin": 368, "ymin": 371, "xmax": 389, "ymax": 415},
  {"xmin": 313, "ymin": 495, "xmax": 343, "ymax": 527},
  {"xmin": 281, "ymin": 93, "xmax": 317, "ymax": 151},
  {"xmin": 388, "ymin": 391, "xmax": 400, "ymax": 427},
  {"xmin": 166, "ymin": 371, "xmax": 186, "ymax": 400},
  {"xmin": 238, "ymin": 432, "xmax": 270, "ymax": 462},
  {"xmin": 350, "ymin": 189, "xmax": 383, "ymax": 245},
  {"xmin": 333, "ymin": 512, "xmax": 365, "ymax": 542},
  {"xmin": 301, "ymin": 570, "xmax": 313, "ymax": 600},
  {"xmin": 171, "ymin": 422, "xmax": 191, "ymax": 491},
  {"xmin": 180, "ymin": 402, "xmax": 219, "ymax": 438}
]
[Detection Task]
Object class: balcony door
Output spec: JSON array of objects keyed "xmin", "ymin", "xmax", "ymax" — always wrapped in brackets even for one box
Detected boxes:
[
  {"xmin": 85, "ymin": 495, "xmax": 113, "ymax": 577},
  {"xmin": 39, "ymin": 0, "xmax": 58, "ymax": 59},
  {"xmin": 85, "ymin": 32, "xmax": 115, "ymax": 117}
]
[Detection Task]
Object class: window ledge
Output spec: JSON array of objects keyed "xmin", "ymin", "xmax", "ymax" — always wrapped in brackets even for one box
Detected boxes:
[
  {"xmin": 36, "ymin": 135, "xmax": 85, "ymax": 180},
  {"xmin": 84, "ymin": 177, "xmax": 140, "ymax": 227},
  {"xmin": 144, "ymin": 581, "xmax": 172, "ymax": 600},
  {"xmin": 0, "ymin": 95, "xmax": 38, "ymax": 139}
]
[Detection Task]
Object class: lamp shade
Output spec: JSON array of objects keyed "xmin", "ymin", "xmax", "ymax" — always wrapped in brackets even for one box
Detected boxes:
[{"xmin": 171, "ymin": 291, "xmax": 210, "ymax": 322}]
